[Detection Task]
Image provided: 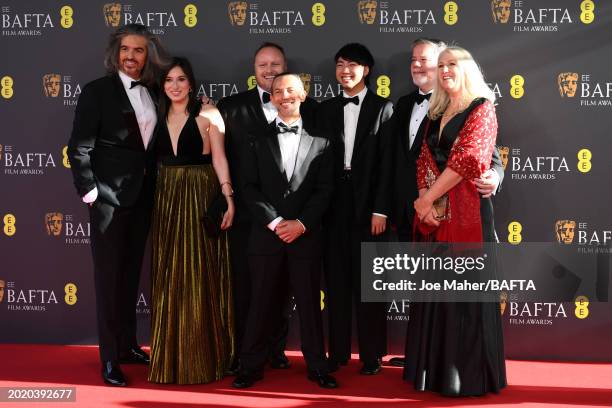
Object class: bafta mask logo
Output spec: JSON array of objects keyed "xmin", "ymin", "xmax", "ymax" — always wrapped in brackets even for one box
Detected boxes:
[
  {"xmin": 499, "ymin": 146, "xmax": 509, "ymax": 170},
  {"xmin": 491, "ymin": 0, "xmax": 511, "ymax": 23},
  {"xmin": 45, "ymin": 212, "xmax": 64, "ymax": 237},
  {"xmin": 500, "ymin": 292, "xmax": 508, "ymax": 315},
  {"xmin": 103, "ymin": 3, "xmax": 122, "ymax": 27},
  {"xmin": 299, "ymin": 73, "xmax": 311, "ymax": 95},
  {"xmin": 0, "ymin": 279, "xmax": 5, "ymax": 303},
  {"xmin": 228, "ymin": 1, "xmax": 247, "ymax": 26},
  {"xmin": 558, "ymin": 72, "xmax": 579, "ymax": 98},
  {"xmin": 357, "ymin": 0, "xmax": 377, "ymax": 24},
  {"xmin": 43, "ymin": 74, "xmax": 61, "ymax": 98},
  {"xmin": 555, "ymin": 220, "xmax": 576, "ymax": 244}
]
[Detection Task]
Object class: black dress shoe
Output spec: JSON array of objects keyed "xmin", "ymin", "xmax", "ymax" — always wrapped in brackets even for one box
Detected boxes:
[
  {"xmin": 327, "ymin": 358, "xmax": 348, "ymax": 373},
  {"xmin": 360, "ymin": 359, "xmax": 382, "ymax": 375},
  {"xmin": 307, "ymin": 370, "xmax": 338, "ymax": 389},
  {"xmin": 225, "ymin": 359, "xmax": 241, "ymax": 376},
  {"xmin": 232, "ymin": 370, "xmax": 263, "ymax": 389},
  {"xmin": 389, "ymin": 357, "xmax": 406, "ymax": 367},
  {"xmin": 269, "ymin": 352, "xmax": 291, "ymax": 369},
  {"xmin": 119, "ymin": 347, "xmax": 150, "ymax": 365},
  {"xmin": 101, "ymin": 361, "xmax": 126, "ymax": 387}
]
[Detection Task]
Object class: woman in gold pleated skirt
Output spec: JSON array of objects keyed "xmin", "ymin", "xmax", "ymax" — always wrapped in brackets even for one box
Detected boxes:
[{"xmin": 148, "ymin": 57, "xmax": 235, "ymax": 384}]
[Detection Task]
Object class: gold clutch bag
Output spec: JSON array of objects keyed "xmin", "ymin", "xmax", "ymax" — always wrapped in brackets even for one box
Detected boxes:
[{"xmin": 433, "ymin": 194, "xmax": 449, "ymax": 221}]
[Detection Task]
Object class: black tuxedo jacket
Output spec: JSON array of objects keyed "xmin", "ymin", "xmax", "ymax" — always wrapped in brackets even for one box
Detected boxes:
[
  {"xmin": 68, "ymin": 74, "xmax": 157, "ymax": 207},
  {"xmin": 317, "ymin": 90, "xmax": 394, "ymax": 224},
  {"xmin": 391, "ymin": 91, "xmax": 505, "ymax": 232},
  {"xmin": 217, "ymin": 88, "xmax": 318, "ymax": 223},
  {"xmin": 242, "ymin": 121, "xmax": 333, "ymax": 255}
]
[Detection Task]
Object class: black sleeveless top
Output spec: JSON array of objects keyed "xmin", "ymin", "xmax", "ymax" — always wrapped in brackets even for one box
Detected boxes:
[
  {"xmin": 157, "ymin": 104, "xmax": 212, "ymax": 166},
  {"xmin": 425, "ymin": 98, "xmax": 486, "ymax": 173}
]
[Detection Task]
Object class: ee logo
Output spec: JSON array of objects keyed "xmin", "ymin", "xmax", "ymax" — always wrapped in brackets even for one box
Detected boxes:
[
  {"xmin": 312, "ymin": 3, "xmax": 326, "ymax": 26},
  {"xmin": 574, "ymin": 295, "xmax": 589, "ymax": 319},
  {"xmin": 3, "ymin": 214, "xmax": 16, "ymax": 236},
  {"xmin": 62, "ymin": 146, "xmax": 71, "ymax": 168},
  {"xmin": 376, "ymin": 75, "xmax": 390, "ymax": 98},
  {"xmin": 508, "ymin": 221, "xmax": 522, "ymax": 244},
  {"xmin": 1, "ymin": 76, "xmax": 14, "ymax": 99},
  {"xmin": 65, "ymin": 283, "xmax": 78, "ymax": 306},
  {"xmin": 444, "ymin": 1, "xmax": 458, "ymax": 25},
  {"xmin": 60, "ymin": 5, "xmax": 73, "ymax": 29},
  {"xmin": 580, "ymin": 0, "xmax": 595, "ymax": 24},
  {"xmin": 577, "ymin": 148, "xmax": 592, "ymax": 173},
  {"xmin": 247, "ymin": 75, "xmax": 257, "ymax": 90},
  {"xmin": 320, "ymin": 290, "xmax": 325, "ymax": 311},
  {"xmin": 510, "ymin": 75, "xmax": 525, "ymax": 99},
  {"xmin": 184, "ymin": 4, "xmax": 197, "ymax": 28}
]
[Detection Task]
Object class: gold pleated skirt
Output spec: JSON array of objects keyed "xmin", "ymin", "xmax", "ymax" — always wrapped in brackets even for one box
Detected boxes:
[{"xmin": 149, "ymin": 163, "xmax": 234, "ymax": 384}]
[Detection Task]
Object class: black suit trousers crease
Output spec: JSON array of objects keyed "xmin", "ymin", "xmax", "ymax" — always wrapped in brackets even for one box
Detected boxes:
[
  {"xmin": 240, "ymin": 229, "xmax": 327, "ymax": 373},
  {"xmin": 88, "ymin": 176, "xmax": 154, "ymax": 363},
  {"xmin": 323, "ymin": 177, "xmax": 388, "ymax": 364}
]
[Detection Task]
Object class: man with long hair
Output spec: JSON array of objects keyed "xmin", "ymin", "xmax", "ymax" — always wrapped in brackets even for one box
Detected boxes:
[{"xmin": 67, "ymin": 23, "xmax": 168, "ymax": 387}]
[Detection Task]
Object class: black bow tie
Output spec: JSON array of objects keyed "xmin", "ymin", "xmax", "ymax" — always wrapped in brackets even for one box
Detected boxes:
[
  {"xmin": 262, "ymin": 92, "xmax": 271, "ymax": 104},
  {"xmin": 130, "ymin": 80, "xmax": 145, "ymax": 89},
  {"xmin": 415, "ymin": 93, "xmax": 431, "ymax": 105},
  {"xmin": 277, "ymin": 122, "xmax": 299, "ymax": 134},
  {"xmin": 341, "ymin": 96, "xmax": 360, "ymax": 106}
]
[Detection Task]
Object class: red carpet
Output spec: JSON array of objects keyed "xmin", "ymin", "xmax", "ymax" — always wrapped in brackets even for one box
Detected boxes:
[{"xmin": 0, "ymin": 345, "xmax": 611, "ymax": 407}]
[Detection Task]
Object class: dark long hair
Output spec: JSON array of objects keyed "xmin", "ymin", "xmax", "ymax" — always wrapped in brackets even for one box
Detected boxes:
[
  {"xmin": 104, "ymin": 23, "xmax": 169, "ymax": 87},
  {"xmin": 158, "ymin": 57, "xmax": 200, "ymax": 120}
]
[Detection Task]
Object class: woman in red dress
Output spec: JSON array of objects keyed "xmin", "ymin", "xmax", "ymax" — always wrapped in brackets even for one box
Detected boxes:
[{"xmin": 403, "ymin": 46, "xmax": 507, "ymax": 396}]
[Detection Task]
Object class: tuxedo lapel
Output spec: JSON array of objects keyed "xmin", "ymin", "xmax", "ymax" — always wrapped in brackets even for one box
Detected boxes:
[
  {"xmin": 265, "ymin": 126, "xmax": 285, "ymax": 177},
  {"xmin": 247, "ymin": 88, "xmax": 269, "ymax": 127},
  {"xmin": 289, "ymin": 129, "xmax": 314, "ymax": 192},
  {"xmin": 353, "ymin": 90, "xmax": 375, "ymax": 155},
  {"xmin": 111, "ymin": 74, "xmax": 145, "ymax": 151}
]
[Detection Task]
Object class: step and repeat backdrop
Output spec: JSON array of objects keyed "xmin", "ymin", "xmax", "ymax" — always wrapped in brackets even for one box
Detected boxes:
[{"xmin": 1, "ymin": 0, "xmax": 611, "ymax": 361}]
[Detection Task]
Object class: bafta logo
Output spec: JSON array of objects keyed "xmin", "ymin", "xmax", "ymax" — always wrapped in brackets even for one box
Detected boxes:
[
  {"xmin": 299, "ymin": 73, "xmax": 311, "ymax": 95},
  {"xmin": 558, "ymin": 72, "xmax": 579, "ymax": 98},
  {"xmin": 555, "ymin": 220, "xmax": 576, "ymax": 244},
  {"xmin": 357, "ymin": 0, "xmax": 377, "ymax": 25},
  {"xmin": 45, "ymin": 212, "xmax": 64, "ymax": 237},
  {"xmin": 499, "ymin": 146, "xmax": 509, "ymax": 170},
  {"xmin": 103, "ymin": 3, "xmax": 122, "ymax": 27},
  {"xmin": 228, "ymin": 1, "xmax": 247, "ymax": 26},
  {"xmin": 0, "ymin": 279, "xmax": 5, "ymax": 303},
  {"xmin": 42, "ymin": 74, "xmax": 61, "ymax": 98},
  {"xmin": 500, "ymin": 292, "xmax": 508, "ymax": 315},
  {"xmin": 491, "ymin": 0, "xmax": 511, "ymax": 23}
]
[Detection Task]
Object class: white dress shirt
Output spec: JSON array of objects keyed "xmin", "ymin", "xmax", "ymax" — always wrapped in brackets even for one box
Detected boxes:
[
  {"xmin": 257, "ymin": 85, "xmax": 278, "ymax": 123},
  {"xmin": 408, "ymin": 90, "xmax": 432, "ymax": 149},
  {"xmin": 342, "ymin": 87, "xmax": 368, "ymax": 169},
  {"xmin": 82, "ymin": 71, "xmax": 157, "ymax": 203},
  {"xmin": 267, "ymin": 117, "xmax": 303, "ymax": 232}
]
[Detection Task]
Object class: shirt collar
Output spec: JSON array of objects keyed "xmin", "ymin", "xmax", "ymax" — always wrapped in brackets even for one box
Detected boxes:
[
  {"xmin": 418, "ymin": 89, "xmax": 433, "ymax": 96},
  {"xmin": 342, "ymin": 86, "xmax": 368, "ymax": 105},
  {"xmin": 118, "ymin": 70, "xmax": 140, "ymax": 90},
  {"xmin": 275, "ymin": 117, "xmax": 302, "ymax": 132}
]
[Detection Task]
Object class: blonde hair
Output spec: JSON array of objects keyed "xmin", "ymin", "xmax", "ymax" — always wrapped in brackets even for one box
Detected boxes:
[{"xmin": 428, "ymin": 46, "xmax": 496, "ymax": 120}]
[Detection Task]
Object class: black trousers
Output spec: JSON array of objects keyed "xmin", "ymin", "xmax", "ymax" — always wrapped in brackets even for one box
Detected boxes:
[
  {"xmin": 323, "ymin": 177, "xmax": 388, "ymax": 363},
  {"xmin": 229, "ymin": 219, "xmax": 289, "ymax": 362},
  {"xmin": 88, "ymin": 183, "xmax": 153, "ymax": 363},
  {"xmin": 240, "ymin": 233, "xmax": 327, "ymax": 373}
]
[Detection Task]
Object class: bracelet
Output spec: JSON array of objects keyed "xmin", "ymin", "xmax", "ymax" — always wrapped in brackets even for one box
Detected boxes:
[{"xmin": 220, "ymin": 181, "xmax": 234, "ymax": 197}]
